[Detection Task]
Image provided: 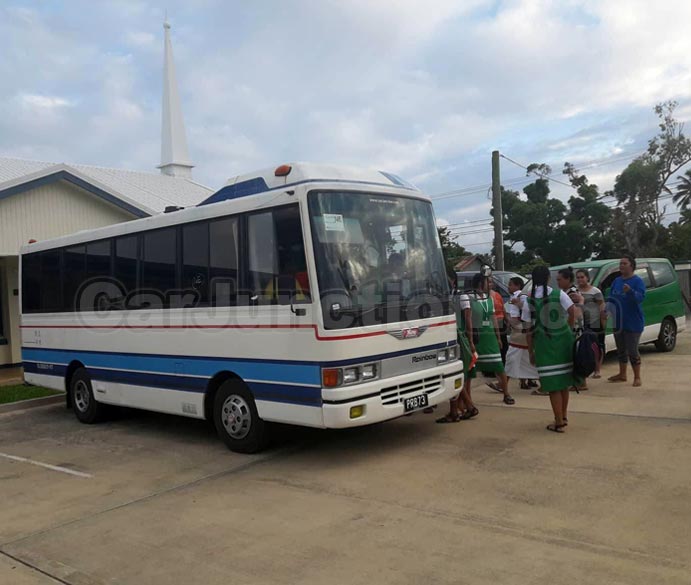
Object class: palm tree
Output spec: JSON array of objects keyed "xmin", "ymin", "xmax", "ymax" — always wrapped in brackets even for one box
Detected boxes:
[{"xmin": 673, "ymin": 169, "xmax": 691, "ymax": 210}]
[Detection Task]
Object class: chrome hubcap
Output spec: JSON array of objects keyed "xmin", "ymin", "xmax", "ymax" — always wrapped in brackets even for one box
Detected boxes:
[
  {"xmin": 74, "ymin": 380, "xmax": 90, "ymax": 412},
  {"xmin": 221, "ymin": 395, "xmax": 251, "ymax": 440}
]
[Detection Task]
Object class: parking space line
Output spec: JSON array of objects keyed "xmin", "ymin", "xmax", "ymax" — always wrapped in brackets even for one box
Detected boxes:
[{"xmin": 0, "ymin": 452, "xmax": 92, "ymax": 479}]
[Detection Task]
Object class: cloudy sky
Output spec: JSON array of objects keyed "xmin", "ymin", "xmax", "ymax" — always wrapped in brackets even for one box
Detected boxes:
[{"xmin": 1, "ymin": 0, "xmax": 691, "ymax": 251}]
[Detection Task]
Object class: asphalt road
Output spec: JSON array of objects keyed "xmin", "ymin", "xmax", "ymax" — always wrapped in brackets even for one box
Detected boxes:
[{"xmin": 1, "ymin": 333, "xmax": 690, "ymax": 585}]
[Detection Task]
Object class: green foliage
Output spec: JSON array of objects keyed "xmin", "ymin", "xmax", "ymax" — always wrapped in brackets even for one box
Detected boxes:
[
  {"xmin": 673, "ymin": 169, "xmax": 691, "ymax": 210},
  {"xmin": 437, "ymin": 225, "xmax": 468, "ymax": 275},
  {"xmin": 517, "ymin": 257, "xmax": 548, "ymax": 277}
]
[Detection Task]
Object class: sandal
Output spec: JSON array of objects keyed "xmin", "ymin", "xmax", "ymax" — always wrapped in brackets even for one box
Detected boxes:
[
  {"xmin": 561, "ymin": 417, "xmax": 568, "ymax": 426},
  {"xmin": 436, "ymin": 413, "xmax": 460, "ymax": 424},
  {"xmin": 520, "ymin": 380, "xmax": 530, "ymax": 390},
  {"xmin": 459, "ymin": 407, "xmax": 479, "ymax": 420},
  {"xmin": 608, "ymin": 375, "xmax": 627, "ymax": 383},
  {"xmin": 503, "ymin": 395, "xmax": 515, "ymax": 405},
  {"xmin": 546, "ymin": 423, "xmax": 565, "ymax": 433},
  {"xmin": 486, "ymin": 382, "xmax": 502, "ymax": 392},
  {"xmin": 528, "ymin": 380, "xmax": 539, "ymax": 388},
  {"xmin": 531, "ymin": 389, "xmax": 548, "ymax": 396},
  {"xmin": 592, "ymin": 373, "xmax": 601, "ymax": 379}
]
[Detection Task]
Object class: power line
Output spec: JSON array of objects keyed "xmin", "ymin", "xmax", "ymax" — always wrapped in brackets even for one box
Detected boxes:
[
  {"xmin": 500, "ymin": 153, "xmax": 577, "ymax": 189},
  {"xmin": 441, "ymin": 218, "xmax": 493, "ymax": 228}
]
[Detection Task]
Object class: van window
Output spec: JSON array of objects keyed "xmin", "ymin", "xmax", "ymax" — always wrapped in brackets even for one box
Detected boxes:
[
  {"xmin": 651, "ymin": 262, "xmax": 675, "ymax": 287},
  {"xmin": 634, "ymin": 266, "xmax": 652, "ymax": 288}
]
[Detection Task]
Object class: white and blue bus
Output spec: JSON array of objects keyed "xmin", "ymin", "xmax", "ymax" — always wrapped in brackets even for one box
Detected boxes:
[{"xmin": 20, "ymin": 163, "xmax": 463, "ymax": 452}]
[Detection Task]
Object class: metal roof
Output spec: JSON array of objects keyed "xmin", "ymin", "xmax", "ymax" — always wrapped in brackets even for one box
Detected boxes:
[{"xmin": 0, "ymin": 156, "xmax": 212, "ymax": 216}]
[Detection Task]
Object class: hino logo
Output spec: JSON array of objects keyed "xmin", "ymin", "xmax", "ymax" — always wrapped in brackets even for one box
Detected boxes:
[
  {"xmin": 412, "ymin": 353, "xmax": 436, "ymax": 364},
  {"xmin": 387, "ymin": 326, "xmax": 428, "ymax": 340}
]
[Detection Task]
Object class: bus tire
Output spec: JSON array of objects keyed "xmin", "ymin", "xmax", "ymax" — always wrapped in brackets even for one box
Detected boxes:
[
  {"xmin": 213, "ymin": 380, "xmax": 267, "ymax": 453},
  {"xmin": 655, "ymin": 318, "xmax": 677, "ymax": 352},
  {"xmin": 70, "ymin": 368, "xmax": 107, "ymax": 424}
]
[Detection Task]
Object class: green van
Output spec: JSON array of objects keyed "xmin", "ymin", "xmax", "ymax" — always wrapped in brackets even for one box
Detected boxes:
[{"xmin": 551, "ymin": 258, "xmax": 687, "ymax": 352}]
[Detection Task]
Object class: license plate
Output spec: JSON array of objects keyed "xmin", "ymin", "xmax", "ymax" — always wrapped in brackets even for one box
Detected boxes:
[{"xmin": 403, "ymin": 393, "xmax": 429, "ymax": 413}]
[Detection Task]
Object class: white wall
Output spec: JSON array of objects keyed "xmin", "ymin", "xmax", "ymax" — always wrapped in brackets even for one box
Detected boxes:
[{"xmin": 0, "ymin": 180, "xmax": 134, "ymax": 256}]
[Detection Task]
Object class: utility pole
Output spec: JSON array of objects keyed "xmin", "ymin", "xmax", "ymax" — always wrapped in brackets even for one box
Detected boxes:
[{"xmin": 491, "ymin": 150, "xmax": 504, "ymax": 270}]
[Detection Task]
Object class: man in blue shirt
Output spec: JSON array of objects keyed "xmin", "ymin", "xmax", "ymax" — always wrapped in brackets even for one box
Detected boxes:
[{"xmin": 607, "ymin": 254, "xmax": 646, "ymax": 387}]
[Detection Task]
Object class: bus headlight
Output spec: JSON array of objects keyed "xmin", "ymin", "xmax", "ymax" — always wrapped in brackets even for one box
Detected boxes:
[
  {"xmin": 361, "ymin": 364, "xmax": 377, "ymax": 380},
  {"xmin": 343, "ymin": 367, "xmax": 359, "ymax": 384},
  {"xmin": 321, "ymin": 362, "xmax": 380, "ymax": 388},
  {"xmin": 437, "ymin": 345, "xmax": 459, "ymax": 364}
]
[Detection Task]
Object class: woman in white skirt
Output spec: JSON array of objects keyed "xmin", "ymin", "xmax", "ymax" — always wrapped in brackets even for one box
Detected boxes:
[{"xmin": 505, "ymin": 277, "xmax": 540, "ymax": 390}]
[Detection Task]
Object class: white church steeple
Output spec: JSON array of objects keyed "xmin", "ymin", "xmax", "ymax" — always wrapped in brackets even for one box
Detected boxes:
[{"xmin": 158, "ymin": 19, "xmax": 194, "ymax": 178}]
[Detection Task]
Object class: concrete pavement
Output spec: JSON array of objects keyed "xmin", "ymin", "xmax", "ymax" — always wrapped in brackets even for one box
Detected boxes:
[{"xmin": 1, "ymin": 333, "xmax": 690, "ymax": 585}]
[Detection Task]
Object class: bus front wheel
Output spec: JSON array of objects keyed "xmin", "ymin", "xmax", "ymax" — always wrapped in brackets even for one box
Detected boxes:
[
  {"xmin": 69, "ymin": 368, "xmax": 107, "ymax": 424},
  {"xmin": 213, "ymin": 380, "xmax": 267, "ymax": 453}
]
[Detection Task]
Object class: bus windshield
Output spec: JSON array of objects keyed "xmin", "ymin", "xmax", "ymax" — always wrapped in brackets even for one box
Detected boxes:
[{"xmin": 308, "ymin": 191, "xmax": 450, "ymax": 329}]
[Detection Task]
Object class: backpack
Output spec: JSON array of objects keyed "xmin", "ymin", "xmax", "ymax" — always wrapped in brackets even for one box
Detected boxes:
[{"xmin": 573, "ymin": 329, "xmax": 600, "ymax": 378}]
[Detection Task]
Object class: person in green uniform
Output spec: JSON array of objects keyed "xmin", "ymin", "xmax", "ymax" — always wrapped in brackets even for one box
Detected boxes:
[
  {"xmin": 523, "ymin": 265, "xmax": 580, "ymax": 433},
  {"xmin": 470, "ymin": 273, "xmax": 515, "ymax": 406},
  {"xmin": 437, "ymin": 284, "xmax": 479, "ymax": 423}
]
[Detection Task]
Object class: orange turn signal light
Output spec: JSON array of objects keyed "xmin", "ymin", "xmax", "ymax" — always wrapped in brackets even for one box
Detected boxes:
[
  {"xmin": 274, "ymin": 164, "xmax": 292, "ymax": 177},
  {"xmin": 322, "ymin": 368, "xmax": 341, "ymax": 388}
]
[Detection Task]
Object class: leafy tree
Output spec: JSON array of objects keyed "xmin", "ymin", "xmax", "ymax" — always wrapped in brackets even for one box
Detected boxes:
[
  {"xmin": 437, "ymin": 225, "xmax": 468, "ymax": 275},
  {"xmin": 659, "ymin": 209, "xmax": 691, "ymax": 260},
  {"xmin": 610, "ymin": 101, "xmax": 691, "ymax": 254},
  {"xmin": 563, "ymin": 162, "xmax": 615, "ymax": 258},
  {"xmin": 518, "ymin": 257, "xmax": 548, "ymax": 277},
  {"xmin": 673, "ymin": 169, "xmax": 691, "ymax": 210}
]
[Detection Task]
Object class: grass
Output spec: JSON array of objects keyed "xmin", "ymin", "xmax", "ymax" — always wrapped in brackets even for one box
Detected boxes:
[{"xmin": 0, "ymin": 384, "xmax": 62, "ymax": 405}]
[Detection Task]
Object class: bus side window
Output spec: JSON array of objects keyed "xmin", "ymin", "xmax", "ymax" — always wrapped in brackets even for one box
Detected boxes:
[
  {"xmin": 247, "ymin": 205, "xmax": 310, "ymax": 305},
  {"xmin": 210, "ymin": 217, "xmax": 239, "ymax": 307}
]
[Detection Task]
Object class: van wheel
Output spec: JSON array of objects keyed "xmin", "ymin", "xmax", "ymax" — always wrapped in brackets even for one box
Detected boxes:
[
  {"xmin": 655, "ymin": 318, "xmax": 677, "ymax": 352},
  {"xmin": 213, "ymin": 380, "xmax": 267, "ymax": 453},
  {"xmin": 70, "ymin": 368, "xmax": 107, "ymax": 424}
]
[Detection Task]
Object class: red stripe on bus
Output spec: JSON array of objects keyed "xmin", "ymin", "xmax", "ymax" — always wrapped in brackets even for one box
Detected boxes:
[{"xmin": 20, "ymin": 319, "xmax": 456, "ymax": 341}]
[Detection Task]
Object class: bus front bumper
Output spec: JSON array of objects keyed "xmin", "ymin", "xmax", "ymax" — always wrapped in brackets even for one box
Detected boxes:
[{"xmin": 321, "ymin": 361, "xmax": 464, "ymax": 428}]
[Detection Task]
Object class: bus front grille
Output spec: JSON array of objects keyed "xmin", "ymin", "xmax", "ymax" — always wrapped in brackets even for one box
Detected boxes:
[{"xmin": 380, "ymin": 375, "xmax": 443, "ymax": 406}]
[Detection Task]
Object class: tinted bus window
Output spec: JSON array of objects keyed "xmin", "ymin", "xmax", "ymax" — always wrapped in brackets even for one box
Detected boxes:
[
  {"xmin": 41, "ymin": 249, "xmax": 62, "ymax": 312},
  {"xmin": 183, "ymin": 221, "xmax": 209, "ymax": 306},
  {"xmin": 114, "ymin": 236, "xmax": 138, "ymax": 302},
  {"xmin": 210, "ymin": 217, "xmax": 239, "ymax": 306},
  {"xmin": 86, "ymin": 240, "xmax": 112, "ymax": 281},
  {"xmin": 141, "ymin": 228, "xmax": 177, "ymax": 306},
  {"xmin": 21, "ymin": 253, "xmax": 41, "ymax": 313},
  {"xmin": 63, "ymin": 245, "xmax": 86, "ymax": 311}
]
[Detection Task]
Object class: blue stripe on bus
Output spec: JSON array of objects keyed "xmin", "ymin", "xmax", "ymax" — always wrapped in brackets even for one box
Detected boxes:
[
  {"xmin": 22, "ymin": 340, "xmax": 454, "ymax": 374},
  {"xmin": 22, "ymin": 347, "xmax": 321, "ymax": 386},
  {"xmin": 22, "ymin": 362, "xmax": 322, "ymax": 407}
]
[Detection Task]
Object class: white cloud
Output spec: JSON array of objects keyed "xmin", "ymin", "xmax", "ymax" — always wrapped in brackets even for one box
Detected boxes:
[{"xmin": 18, "ymin": 93, "xmax": 73, "ymax": 110}]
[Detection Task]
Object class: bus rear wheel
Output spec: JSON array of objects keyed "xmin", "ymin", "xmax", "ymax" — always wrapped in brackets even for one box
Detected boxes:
[
  {"xmin": 213, "ymin": 380, "xmax": 267, "ymax": 453},
  {"xmin": 70, "ymin": 368, "xmax": 107, "ymax": 424}
]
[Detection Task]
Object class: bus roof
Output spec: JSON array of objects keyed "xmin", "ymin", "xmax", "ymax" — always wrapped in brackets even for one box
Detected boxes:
[
  {"xmin": 199, "ymin": 162, "xmax": 421, "ymax": 206},
  {"xmin": 19, "ymin": 163, "xmax": 425, "ymax": 254}
]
